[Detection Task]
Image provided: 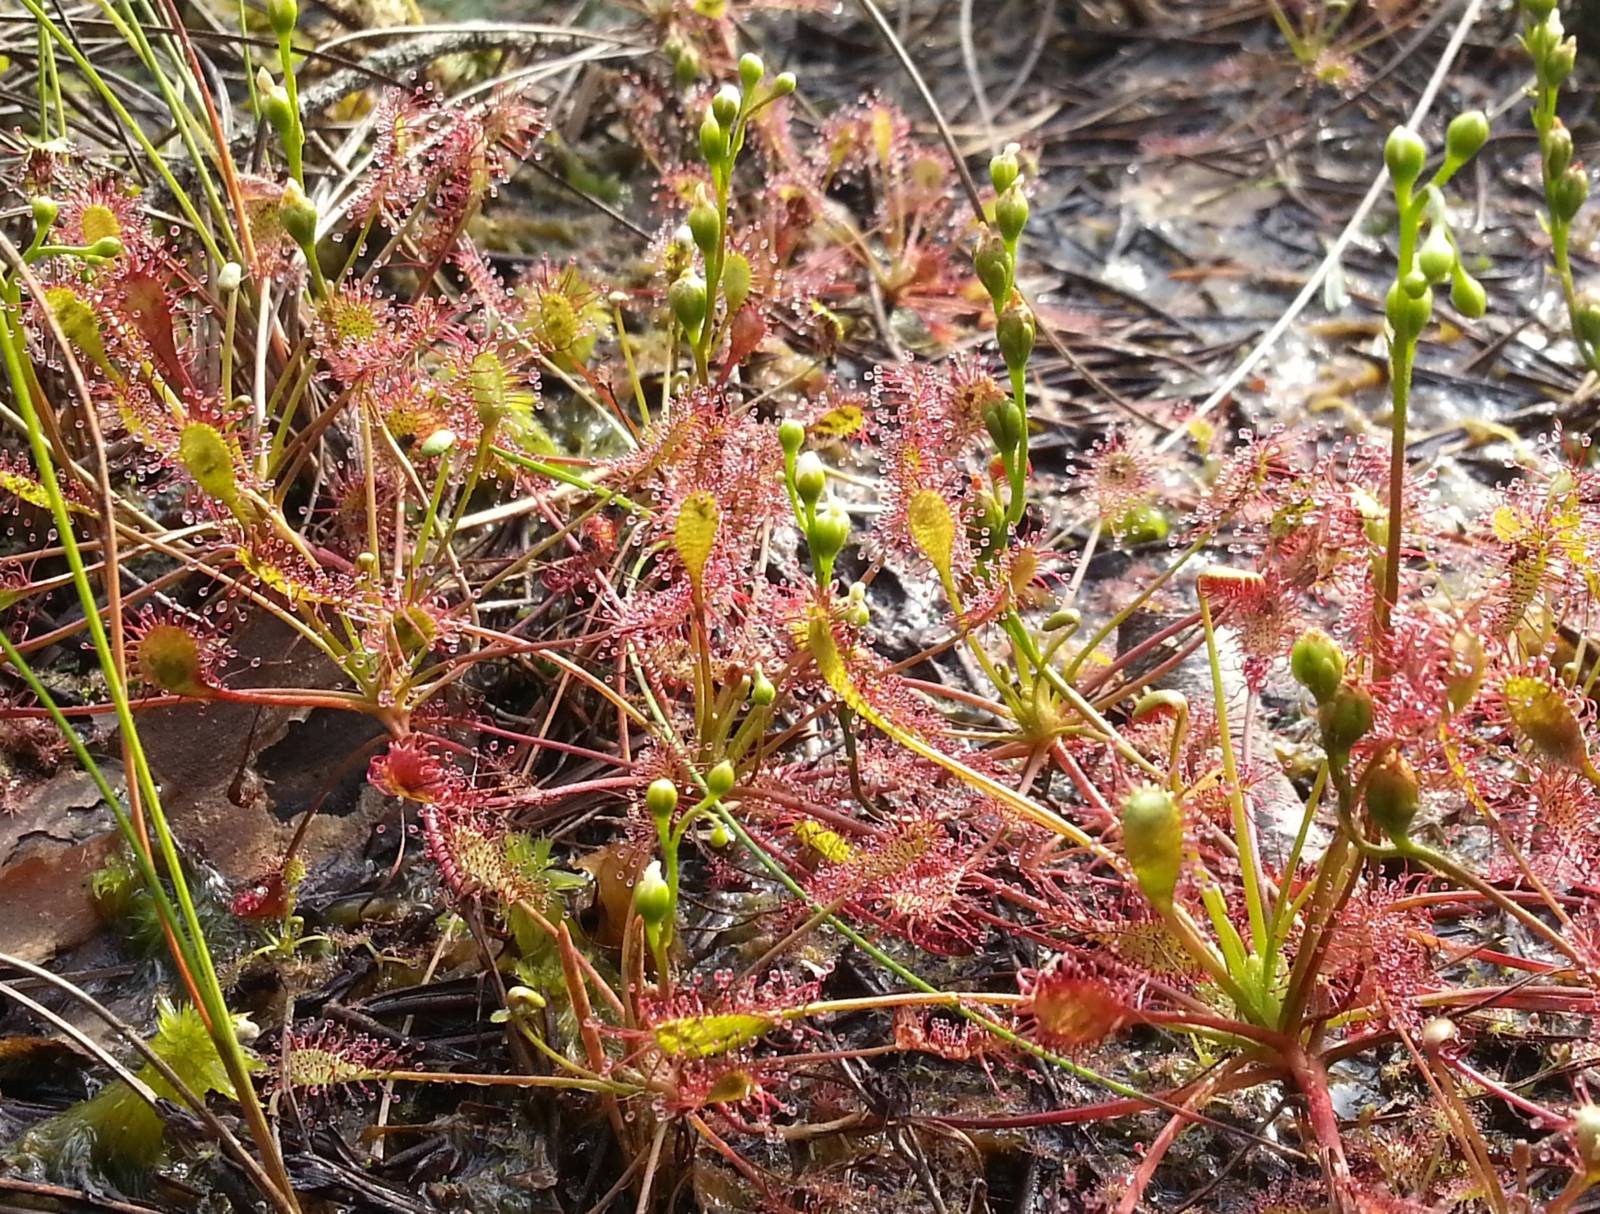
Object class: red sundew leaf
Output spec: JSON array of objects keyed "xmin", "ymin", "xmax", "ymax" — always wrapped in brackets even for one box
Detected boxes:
[{"xmin": 119, "ymin": 273, "xmax": 194, "ymax": 396}]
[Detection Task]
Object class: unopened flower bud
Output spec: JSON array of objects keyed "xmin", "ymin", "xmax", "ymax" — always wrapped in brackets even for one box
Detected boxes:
[
  {"xmin": 706, "ymin": 760, "xmax": 736, "ymax": 798},
  {"xmin": 779, "ymin": 418, "xmax": 805, "ymax": 455},
  {"xmin": 750, "ymin": 668, "xmax": 775, "ymax": 706},
  {"xmin": 737, "ymin": 52, "xmax": 765, "ymax": 89},
  {"xmin": 635, "ymin": 860, "xmax": 671, "ymax": 927},
  {"xmin": 808, "ymin": 502, "xmax": 851, "ymax": 565},
  {"xmin": 990, "ymin": 143, "xmax": 1021, "ymax": 195},
  {"xmin": 772, "ymin": 72, "xmax": 797, "ymax": 97},
  {"xmin": 1522, "ymin": 0, "xmax": 1556, "ymax": 16},
  {"xmin": 984, "ymin": 401, "xmax": 1023, "ymax": 453},
  {"xmin": 30, "ymin": 197, "xmax": 58, "ymax": 232},
  {"xmin": 1445, "ymin": 110, "xmax": 1489, "ymax": 164},
  {"xmin": 261, "ymin": 83, "xmax": 294, "ymax": 135},
  {"xmin": 995, "ymin": 185, "xmax": 1029, "ymax": 243},
  {"xmin": 794, "ymin": 451, "xmax": 827, "ymax": 505},
  {"xmin": 1552, "ymin": 164, "xmax": 1588, "ymax": 223},
  {"xmin": 687, "ymin": 203, "xmax": 720, "ymax": 253},
  {"xmin": 217, "ymin": 262, "xmax": 243, "ymax": 292},
  {"xmin": 646, "ymin": 777, "xmax": 679, "ymax": 823},
  {"xmin": 1386, "ymin": 280, "xmax": 1433, "ymax": 341},
  {"xmin": 974, "ymin": 230, "xmax": 1011, "ymax": 305},
  {"xmin": 712, "ymin": 84, "xmax": 741, "ymax": 128},
  {"xmin": 1419, "ymin": 224, "xmax": 1456, "ymax": 284},
  {"xmin": 1116, "ymin": 502, "xmax": 1168, "ymax": 544},
  {"xmin": 1541, "ymin": 37, "xmax": 1577, "ymax": 89},
  {"xmin": 709, "ymin": 822, "xmax": 732, "ymax": 848},
  {"xmin": 699, "ymin": 112, "xmax": 726, "ymax": 163},
  {"xmin": 997, "ymin": 302, "xmax": 1036, "ymax": 372},
  {"xmin": 85, "ymin": 235, "xmax": 123, "ymax": 260},
  {"xmin": 266, "ymin": 0, "xmax": 297, "ymax": 37},
  {"xmin": 1291, "ymin": 628, "xmax": 1346, "ymax": 705},
  {"xmin": 669, "ymin": 273, "xmax": 707, "ymax": 332},
  {"xmin": 1546, "ymin": 121, "xmax": 1574, "ymax": 178},
  {"xmin": 1401, "ymin": 269, "xmax": 1430, "ymax": 299},
  {"xmin": 1451, "ymin": 268, "xmax": 1487, "ymax": 320},
  {"xmin": 1120, "ymin": 785, "xmax": 1184, "ymax": 912},
  {"xmin": 1384, "ymin": 125, "xmax": 1427, "ymax": 189},
  {"xmin": 279, "ymin": 179, "xmax": 317, "ymax": 248},
  {"xmin": 1364, "ymin": 749, "xmax": 1420, "ymax": 841},
  {"xmin": 418, "ymin": 429, "xmax": 455, "ymax": 458},
  {"xmin": 1319, "ymin": 685, "xmax": 1374, "ymax": 754}
]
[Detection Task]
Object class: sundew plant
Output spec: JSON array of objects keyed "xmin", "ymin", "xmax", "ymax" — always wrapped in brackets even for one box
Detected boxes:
[{"xmin": 3, "ymin": 0, "xmax": 1600, "ymax": 1211}]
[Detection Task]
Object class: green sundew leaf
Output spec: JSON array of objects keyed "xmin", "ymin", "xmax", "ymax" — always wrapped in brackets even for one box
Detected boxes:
[
  {"xmin": 675, "ymin": 491, "xmax": 720, "ymax": 596},
  {"xmin": 653, "ymin": 1012, "xmax": 773, "ymax": 1058},
  {"xmin": 45, "ymin": 286, "xmax": 117, "ymax": 380},
  {"xmin": 178, "ymin": 422, "xmax": 239, "ymax": 506},
  {"xmin": 906, "ymin": 488, "xmax": 955, "ymax": 579}
]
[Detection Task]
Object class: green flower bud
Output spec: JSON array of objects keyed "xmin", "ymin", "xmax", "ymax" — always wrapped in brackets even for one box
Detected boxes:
[
  {"xmin": 1574, "ymin": 1105, "xmax": 1600, "ymax": 1178},
  {"xmin": 266, "ymin": 0, "xmax": 297, "ymax": 37},
  {"xmin": 699, "ymin": 112, "xmax": 726, "ymax": 163},
  {"xmin": 1384, "ymin": 125, "xmax": 1427, "ymax": 189},
  {"xmin": 687, "ymin": 203, "xmax": 720, "ymax": 253},
  {"xmin": 1451, "ymin": 268, "xmax": 1487, "ymax": 319},
  {"xmin": 669, "ymin": 273, "xmax": 707, "ymax": 332},
  {"xmin": 1546, "ymin": 121, "xmax": 1574, "ymax": 178},
  {"xmin": 1318, "ymin": 684, "xmax": 1374, "ymax": 754},
  {"xmin": 279, "ymin": 179, "xmax": 317, "ymax": 248},
  {"xmin": 1115, "ymin": 502, "xmax": 1168, "ymax": 544},
  {"xmin": 779, "ymin": 418, "xmax": 806, "ymax": 455},
  {"xmin": 1386, "ymin": 280, "xmax": 1432, "ymax": 342},
  {"xmin": 635, "ymin": 860, "xmax": 671, "ymax": 927},
  {"xmin": 1540, "ymin": 37, "xmax": 1577, "ymax": 89},
  {"xmin": 1576, "ymin": 290, "xmax": 1600, "ymax": 349},
  {"xmin": 984, "ymin": 401, "xmax": 1023, "ymax": 453},
  {"xmin": 30, "ymin": 196, "xmax": 58, "ymax": 233},
  {"xmin": 709, "ymin": 822, "xmax": 732, "ymax": 848},
  {"xmin": 750, "ymin": 668, "xmax": 775, "ymax": 706},
  {"xmin": 1120, "ymin": 785, "xmax": 1184, "ymax": 912},
  {"xmin": 997, "ymin": 302, "xmax": 1036, "ymax": 372},
  {"xmin": 1364, "ymin": 749, "xmax": 1420, "ymax": 841},
  {"xmin": 738, "ymin": 53, "xmax": 765, "ymax": 90},
  {"xmin": 995, "ymin": 185, "xmax": 1029, "ymax": 243},
  {"xmin": 1522, "ymin": 0, "xmax": 1556, "ymax": 16},
  {"xmin": 990, "ymin": 143, "xmax": 1021, "ymax": 195},
  {"xmin": 974, "ymin": 230, "xmax": 1012, "ymax": 306},
  {"xmin": 1444, "ymin": 110, "xmax": 1489, "ymax": 164},
  {"xmin": 1418, "ymin": 223, "xmax": 1456, "ymax": 284},
  {"xmin": 712, "ymin": 85, "xmax": 741, "ymax": 128},
  {"xmin": 1291, "ymin": 628, "xmax": 1346, "ymax": 705},
  {"xmin": 646, "ymin": 777, "xmax": 679, "ymax": 823},
  {"xmin": 706, "ymin": 760, "xmax": 736, "ymax": 798},
  {"xmin": 261, "ymin": 83, "xmax": 294, "ymax": 136},
  {"xmin": 418, "ymin": 429, "xmax": 455, "ymax": 458},
  {"xmin": 1401, "ymin": 268, "xmax": 1430, "ymax": 299},
  {"xmin": 1552, "ymin": 164, "xmax": 1588, "ymax": 223},
  {"xmin": 85, "ymin": 235, "xmax": 123, "ymax": 261},
  {"xmin": 772, "ymin": 72, "xmax": 797, "ymax": 97},
  {"xmin": 794, "ymin": 451, "xmax": 827, "ymax": 505},
  {"xmin": 808, "ymin": 502, "xmax": 851, "ymax": 565}
]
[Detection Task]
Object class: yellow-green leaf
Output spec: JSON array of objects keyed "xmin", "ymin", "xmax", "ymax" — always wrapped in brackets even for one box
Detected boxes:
[
  {"xmin": 653, "ymin": 1012, "xmax": 773, "ymax": 1058},
  {"xmin": 675, "ymin": 491, "xmax": 719, "ymax": 596}
]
